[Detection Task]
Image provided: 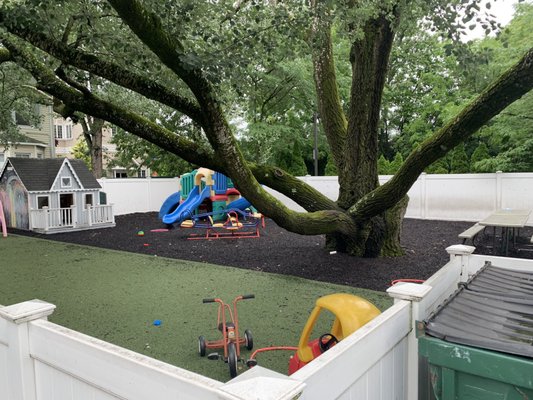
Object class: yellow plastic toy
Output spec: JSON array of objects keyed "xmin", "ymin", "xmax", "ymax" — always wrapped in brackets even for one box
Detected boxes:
[
  {"xmin": 246, "ymin": 293, "xmax": 381, "ymax": 375},
  {"xmin": 290, "ymin": 293, "xmax": 381, "ymax": 373}
]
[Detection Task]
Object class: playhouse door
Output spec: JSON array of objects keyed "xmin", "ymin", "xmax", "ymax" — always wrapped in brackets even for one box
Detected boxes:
[{"xmin": 59, "ymin": 193, "xmax": 74, "ymax": 225}]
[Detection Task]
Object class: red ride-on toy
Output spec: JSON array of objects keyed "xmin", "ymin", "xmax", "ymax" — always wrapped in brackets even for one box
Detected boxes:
[
  {"xmin": 246, "ymin": 293, "xmax": 381, "ymax": 375},
  {"xmin": 198, "ymin": 294, "xmax": 254, "ymax": 378}
]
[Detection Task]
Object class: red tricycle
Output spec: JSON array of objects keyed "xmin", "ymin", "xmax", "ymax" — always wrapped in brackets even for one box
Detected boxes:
[{"xmin": 198, "ymin": 294, "xmax": 254, "ymax": 378}]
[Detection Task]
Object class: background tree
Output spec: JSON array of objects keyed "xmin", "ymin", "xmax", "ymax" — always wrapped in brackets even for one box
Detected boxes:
[
  {"xmin": 451, "ymin": 143, "xmax": 470, "ymax": 173},
  {"xmin": 71, "ymin": 136, "xmax": 91, "ymax": 169},
  {"xmin": 0, "ymin": 61, "xmax": 47, "ymax": 147},
  {"xmin": 1, "ymin": 0, "xmax": 532, "ymax": 259}
]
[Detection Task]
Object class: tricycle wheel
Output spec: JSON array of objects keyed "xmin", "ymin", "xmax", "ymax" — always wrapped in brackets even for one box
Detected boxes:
[
  {"xmin": 198, "ymin": 336, "xmax": 207, "ymax": 357},
  {"xmin": 244, "ymin": 329, "xmax": 253, "ymax": 350},
  {"xmin": 228, "ymin": 342, "xmax": 238, "ymax": 378}
]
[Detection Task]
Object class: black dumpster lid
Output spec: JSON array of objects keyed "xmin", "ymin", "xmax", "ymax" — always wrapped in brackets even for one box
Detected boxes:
[{"xmin": 424, "ymin": 262, "xmax": 533, "ymax": 359}]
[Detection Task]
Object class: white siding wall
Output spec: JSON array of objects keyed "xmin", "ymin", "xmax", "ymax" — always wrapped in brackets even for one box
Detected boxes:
[{"xmin": 97, "ymin": 173, "xmax": 533, "ymax": 224}]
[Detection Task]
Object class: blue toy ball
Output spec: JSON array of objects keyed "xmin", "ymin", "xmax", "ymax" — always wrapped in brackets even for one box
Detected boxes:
[{"xmin": 153, "ymin": 319, "xmax": 162, "ymax": 326}]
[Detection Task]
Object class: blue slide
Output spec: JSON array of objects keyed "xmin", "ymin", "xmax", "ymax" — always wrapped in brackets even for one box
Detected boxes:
[
  {"xmin": 159, "ymin": 191, "xmax": 181, "ymax": 219},
  {"xmin": 162, "ymin": 186, "xmax": 211, "ymax": 225},
  {"xmin": 227, "ymin": 196, "xmax": 252, "ymax": 211}
]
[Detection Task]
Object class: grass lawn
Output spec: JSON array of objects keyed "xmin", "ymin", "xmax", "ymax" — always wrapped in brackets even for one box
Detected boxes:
[{"xmin": 1, "ymin": 235, "xmax": 392, "ymax": 382}]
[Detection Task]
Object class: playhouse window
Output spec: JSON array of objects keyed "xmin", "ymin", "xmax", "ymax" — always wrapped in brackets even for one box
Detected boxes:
[
  {"xmin": 61, "ymin": 177, "xmax": 72, "ymax": 188},
  {"xmin": 37, "ymin": 196, "xmax": 49, "ymax": 209},
  {"xmin": 85, "ymin": 194, "xmax": 93, "ymax": 207}
]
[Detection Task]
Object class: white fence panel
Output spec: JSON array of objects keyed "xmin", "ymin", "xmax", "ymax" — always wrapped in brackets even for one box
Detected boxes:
[
  {"xmin": 423, "ymin": 174, "xmax": 496, "ymax": 221},
  {"xmin": 501, "ymin": 173, "xmax": 533, "ymax": 211},
  {"xmin": 29, "ymin": 320, "xmax": 222, "ymax": 400},
  {"xmin": 98, "ymin": 178, "xmax": 179, "ymax": 215},
  {"xmin": 97, "ymin": 173, "xmax": 533, "ymax": 223},
  {"xmin": 293, "ymin": 301, "xmax": 410, "ymax": 400},
  {"xmin": 35, "ymin": 361, "xmax": 120, "ymax": 400}
]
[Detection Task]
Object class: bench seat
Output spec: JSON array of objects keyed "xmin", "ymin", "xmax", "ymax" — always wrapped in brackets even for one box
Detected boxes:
[{"xmin": 458, "ymin": 223, "xmax": 485, "ymax": 244}]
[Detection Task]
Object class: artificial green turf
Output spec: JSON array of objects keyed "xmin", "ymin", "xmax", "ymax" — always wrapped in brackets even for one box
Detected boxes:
[{"xmin": 0, "ymin": 235, "xmax": 392, "ymax": 382}]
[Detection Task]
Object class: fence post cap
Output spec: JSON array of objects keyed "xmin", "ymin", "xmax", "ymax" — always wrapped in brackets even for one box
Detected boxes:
[
  {"xmin": 446, "ymin": 244, "xmax": 475, "ymax": 256},
  {"xmin": 218, "ymin": 366, "xmax": 305, "ymax": 400},
  {"xmin": 0, "ymin": 299, "xmax": 56, "ymax": 324},
  {"xmin": 387, "ymin": 283, "xmax": 432, "ymax": 301}
]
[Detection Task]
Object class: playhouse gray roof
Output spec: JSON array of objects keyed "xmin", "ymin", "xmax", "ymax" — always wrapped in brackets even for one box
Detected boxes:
[{"xmin": 6, "ymin": 158, "xmax": 101, "ymax": 191}]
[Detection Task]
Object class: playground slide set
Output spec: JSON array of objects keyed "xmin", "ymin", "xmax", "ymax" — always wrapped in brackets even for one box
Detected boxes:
[
  {"xmin": 0, "ymin": 200, "xmax": 7, "ymax": 237},
  {"xmin": 160, "ymin": 168, "xmax": 253, "ymax": 226}
]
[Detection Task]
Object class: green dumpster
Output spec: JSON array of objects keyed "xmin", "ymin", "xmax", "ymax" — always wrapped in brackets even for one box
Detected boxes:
[
  {"xmin": 418, "ymin": 262, "xmax": 533, "ymax": 400},
  {"xmin": 419, "ymin": 336, "xmax": 533, "ymax": 399}
]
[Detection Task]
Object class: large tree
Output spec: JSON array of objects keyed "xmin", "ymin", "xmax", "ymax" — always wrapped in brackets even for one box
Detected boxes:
[{"xmin": 1, "ymin": 0, "xmax": 532, "ymax": 257}]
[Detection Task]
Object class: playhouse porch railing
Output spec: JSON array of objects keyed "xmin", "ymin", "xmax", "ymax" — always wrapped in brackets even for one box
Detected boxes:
[
  {"xmin": 83, "ymin": 204, "xmax": 115, "ymax": 226},
  {"xmin": 30, "ymin": 205, "xmax": 114, "ymax": 232}
]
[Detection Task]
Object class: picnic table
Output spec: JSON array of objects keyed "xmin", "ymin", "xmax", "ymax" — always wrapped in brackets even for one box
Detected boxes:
[{"xmin": 478, "ymin": 209, "xmax": 531, "ymax": 255}]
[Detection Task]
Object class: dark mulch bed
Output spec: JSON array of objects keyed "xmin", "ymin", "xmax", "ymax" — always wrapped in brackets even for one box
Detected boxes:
[{"xmin": 13, "ymin": 213, "xmax": 533, "ymax": 291}]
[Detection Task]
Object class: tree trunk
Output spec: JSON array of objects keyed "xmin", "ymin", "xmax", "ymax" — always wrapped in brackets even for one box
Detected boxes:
[
  {"xmin": 90, "ymin": 127, "xmax": 103, "ymax": 179},
  {"xmin": 310, "ymin": 4, "xmax": 402, "ymax": 256},
  {"xmin": 81, "ymin": 117, "xmax": 105, "ymax": 179},
  {"xmin": 381, "ymin": 195, "xmax": 408, "ymax": 256}
]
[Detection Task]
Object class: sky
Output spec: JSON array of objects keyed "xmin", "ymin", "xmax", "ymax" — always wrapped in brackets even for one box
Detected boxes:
[{"xmin": 464, "ymin": 0, "xmax": 525, "ymax": 40}]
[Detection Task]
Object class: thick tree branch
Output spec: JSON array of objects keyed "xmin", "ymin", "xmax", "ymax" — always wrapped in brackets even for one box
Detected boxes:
[
  {"xmin": 310, "ymin": 5, "xmax": 347, "ymax": 174},
  {"xmin": 248, "ymin": 165, "xmax": 342, "ymax": 212},
  {"xmin": 0, "ymin": 34, "xmax": 220, "ymax": 171},
  {"xmin": 0, "ymin": 15, "xmax": 206, "ymax": 126},
  {"xmin": 108, "ymin": 0, "xmax": 354, "ymax": 234},
  {"xmin": 343, "ymin": 12, "xmax": 398, "ymax": 206},
  {"xmin": 350, "ymin": 47, "xmax": 533, "ymax": 219},
  {"xmin": 107, "ymin": 0, "xmax": 209, "ymax": 103},
  {"xmin": 2, "ymin": 32, "xmax": 339, "ymax": 218}
]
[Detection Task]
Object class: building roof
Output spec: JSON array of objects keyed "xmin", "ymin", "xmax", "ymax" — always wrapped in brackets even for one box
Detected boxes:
[
  {"xmin": 11, "ymin": 134, "xmax": 48, "ymax": 147},
  {"xmin": 424, "ymin": 262, "xmax": 533, "ymax": 358},
  {"xmin": 4, "ymin": 158, "xmax": 100, "ymax": 191}
]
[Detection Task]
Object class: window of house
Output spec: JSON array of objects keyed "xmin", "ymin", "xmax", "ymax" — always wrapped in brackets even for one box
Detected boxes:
[
  {"xmin": 15, "ymin": 153, "xmax": 31, "ymax": 158},
  {"xmin": 85, "ymin": 194, "xmax": 93, "ymax": 207},
  {"xmin": 61, "ymin": 177, "xmax": 72, "ymax": 188},
  {"xmin": 14, "ymin": 112, "xmax": 31, "ymax": 126},
  {"xmin": 37, "ymin": 153, "xmax": 43, "ymax": 159},
  {"xmin": 114, "ymin": 171, "xmax": 128, "ymax": 178},
  {"xmin": 138, "ymin": 169, "xmax": 146, "ymax": 178},
  {"xmin": 110, "ymin": 126, "xmax": 117, "ymax": 136},
  {"xmin": 54, "ymin": 120, "xmax": 73, "ymax": 139},
  {"xmin": 37, "ymin": 196, "xmax": 49, "ymax": 209},
  {"xmin": 55, "ymin": 124, "xmax": 63, "ymax": 139}
]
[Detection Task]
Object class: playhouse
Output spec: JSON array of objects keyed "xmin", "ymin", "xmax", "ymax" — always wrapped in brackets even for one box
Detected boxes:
[{"xmin": 0, "ymin": 157, "xmax": 115, "ymax": 233}]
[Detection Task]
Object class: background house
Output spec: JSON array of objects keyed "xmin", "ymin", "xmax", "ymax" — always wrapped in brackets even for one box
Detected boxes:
[
  {"xmin": 1, "ymin": 108, "xmax": 149, "ymax": 178},
  {"xmin": 53, "ymin": 117, "xmax": 150, "ymax": 178},
  {"xmin": 0, "ymin": 105, "xmax": 55, "ymax": 167}
]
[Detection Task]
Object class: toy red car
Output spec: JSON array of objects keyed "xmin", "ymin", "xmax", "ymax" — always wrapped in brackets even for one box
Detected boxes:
[{"xmin": 246, "ymin": 293, "xmax": 381, "ymax": 375}]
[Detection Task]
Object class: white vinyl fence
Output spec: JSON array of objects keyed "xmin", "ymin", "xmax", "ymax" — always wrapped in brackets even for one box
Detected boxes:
[
  {"xmin": 4, "ymin": 246, "xmax": 529, "ymax": 400},
  {"xmin": 98, "ymin": 172, "xmax": 533, "ymax": 225}
]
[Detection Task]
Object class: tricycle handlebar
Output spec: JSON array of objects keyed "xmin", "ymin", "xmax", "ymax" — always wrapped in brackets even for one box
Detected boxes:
[
  {"xmin": 202, "ymin": 298, "xmax": 216, "ymax": 303},
  {"xmin": 241, "ymin": 294, "xmax": 255, "ymax": 300}
]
